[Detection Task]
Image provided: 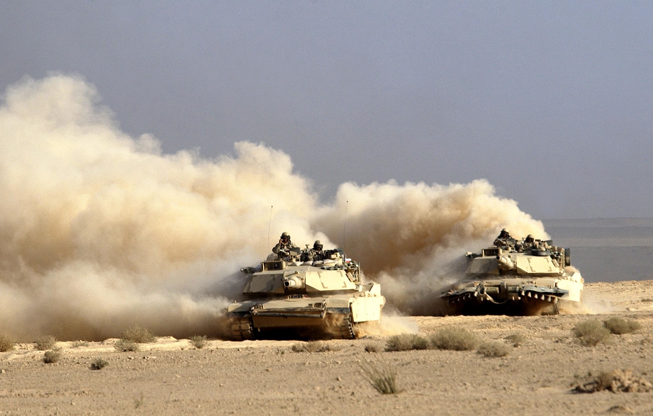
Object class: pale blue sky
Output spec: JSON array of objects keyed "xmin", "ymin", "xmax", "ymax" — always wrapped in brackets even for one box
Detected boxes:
[{"xmin": 2, "ymin": 1, "xmax": 652, "ymax": 219}]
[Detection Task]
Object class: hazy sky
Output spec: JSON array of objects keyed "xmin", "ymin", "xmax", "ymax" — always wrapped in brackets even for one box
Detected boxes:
[{"xmin": 2, "ymin": 1, "xmax": 652, "ymax": 219}]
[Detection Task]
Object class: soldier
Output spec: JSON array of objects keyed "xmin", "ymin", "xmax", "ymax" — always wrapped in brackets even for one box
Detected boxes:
[
  {"xmin": 519, "ymin": 234, "xmax": 536, "ymax": 252},
  {"xmin": 309, "ymin": 240, "xmax": 325, "ymax": 261},
  {"xmin": 493, "ymin": 228, "xmax": 517, "ymax": 249},
  {"xmin": 272, "ymin": 232, "xmax": 301, "ymax": 260},
  {"xmin": 300, "ymin": 240, "xmax": 326, "ymax": 262}
]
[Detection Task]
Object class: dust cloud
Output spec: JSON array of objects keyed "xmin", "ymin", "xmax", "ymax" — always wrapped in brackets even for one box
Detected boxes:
[{"xmin": 0, "ymin": 75, "xmax": 546, "ymax": 341}]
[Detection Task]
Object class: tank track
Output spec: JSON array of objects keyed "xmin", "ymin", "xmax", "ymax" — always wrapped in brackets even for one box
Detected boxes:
[
  {"xmin": 336, "ymin": 315, "xmax": 356, "ymax": 339},
  {"xmin": 230, "ymin": 317, "xmax": 254, "ymax": 341},
  {"xmin": 446, "ymin": 293, "xmax": 562, "ymax": 316}
]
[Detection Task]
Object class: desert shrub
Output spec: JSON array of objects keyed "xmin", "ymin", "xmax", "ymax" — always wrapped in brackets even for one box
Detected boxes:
[
  {"xmin": 0, "ymin": 335, "xmax": 14, "ymax": 352},
  {"xmin": 429, "ymin": 327, "xmax": 480, "ymax": 351},
  {"xmin": 291, "ymin": 341, "xmax": 331, "ymax": 353},
  {"xmin": 365, "ymin": 343, "xmax": 383, "ymax": 353},
  {"xmin": 121, "ymin": 326, "xmax": 156, "ymax": 343},
  {"xmin": 385, "ymin": 334, "xmax": 429, "ymax": 352},
  {"xmin": 505, "ymin": 333, "xmax": 526, "ymax": 347},
  {"xmin": 43, "ymin": 349, "xmax": 62, "ymax": 364},
  {"xmin": 115, "ymin": 339, "xmax": 140, "ymax": 352},
  {"xmin": 190, "ymin": 335, "xmax": 207, "ymax": 349},
  {"xmin": 90, "ymin": 358, "xmax": 109, "ymax": 370},
  {"xmin": 574, "ymin": 320, "xmax": 611, "ymax": 346},
  {"xmin": 72, "ymin": 340, "xmax": 89, "ymax": 348},
  {"xmin": 134, "ymin": 392, "xmax": 144, "ymax": 409},
  {"xmin": 604, "ymin": 317, "xmax": 641, "ymax": 335},
  {"xmin": 35, "ymin": 335, "xmax": 57, "ymax": 351},
  {"xmin": 477, "ymin": 342, "xmax": 511, "ymax": 358},
  {"xmin": 359, "ymin": 360, "xmax": 401, "ymax": 394}
]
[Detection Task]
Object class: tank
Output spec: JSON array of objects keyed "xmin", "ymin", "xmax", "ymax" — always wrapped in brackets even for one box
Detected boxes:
[
  {"xmin": 441, "ymin": 238, "xmax": 584, "ymax": 315},
  {"xmin": 226, "ymin": 249, "xmax": 386, "ymax": 340}
]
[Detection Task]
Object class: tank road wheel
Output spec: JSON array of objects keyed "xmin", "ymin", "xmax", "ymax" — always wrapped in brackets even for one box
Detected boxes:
[{"xmin": 231, "ymin": 317, "xmax": 254, "ymax": 341}]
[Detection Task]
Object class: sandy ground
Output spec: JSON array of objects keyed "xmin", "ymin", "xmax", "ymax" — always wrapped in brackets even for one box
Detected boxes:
[{"xmin": 2, "ymin": 281, "xmax": 653, "ymax": 415}]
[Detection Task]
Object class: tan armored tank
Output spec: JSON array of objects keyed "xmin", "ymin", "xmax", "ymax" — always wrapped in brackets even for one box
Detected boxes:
[
  {"xmin": 441, "ymin": 236, "xmax": 583, "ymax": 315},
  {"xmin": 227, "ymin": 249, "xmax": 385, "ymax": 340}
]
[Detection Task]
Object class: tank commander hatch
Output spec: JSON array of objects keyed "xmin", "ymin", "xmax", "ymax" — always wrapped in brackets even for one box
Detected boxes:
[
  {"xmin": 272, "ymin": 232, "xmax": 301, "ymax": 261},
  {"xmin": 493, "ymin": 228, "xmax": 517, "ymax": 249}
]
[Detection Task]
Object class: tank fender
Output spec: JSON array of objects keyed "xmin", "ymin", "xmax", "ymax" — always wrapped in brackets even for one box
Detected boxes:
[{"xmin": 351, "ymin": 296, "xmax": 385, "ymax": 322}]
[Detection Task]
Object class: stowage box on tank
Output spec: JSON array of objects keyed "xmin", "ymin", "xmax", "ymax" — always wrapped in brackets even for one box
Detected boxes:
[
  {"xmin": 441, "ymin": 237, "xmax": 584, "ymax": 315},
  {"xmin": 227, "ymin": 250, "xmax": 385, "ymax": 340}
]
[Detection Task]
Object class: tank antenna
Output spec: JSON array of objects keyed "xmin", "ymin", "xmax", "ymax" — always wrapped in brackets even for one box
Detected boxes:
[
  {"xmin": 343, "ymin": 200, "xmax": 349, "ymax": 257},
  {"xmin": 267, "ymin": 205, "xmax": 273, "ymax": 254}
]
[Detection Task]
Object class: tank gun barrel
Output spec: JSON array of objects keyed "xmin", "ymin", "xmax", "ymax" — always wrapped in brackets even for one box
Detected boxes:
[
  {"xmin": 283, "ymin": 276, "xmax": 303, "ymax": 288},
  {"xmin": 496, "ymin": 255, "xmax": 515, "ymax": 271}
]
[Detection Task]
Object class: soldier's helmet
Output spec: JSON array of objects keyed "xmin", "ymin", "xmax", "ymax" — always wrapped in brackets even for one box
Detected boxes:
[
  {"xmin": 525, "ymin": 234, "xmax": 534, "ymax": 243},
  {"xmin": 313, "ymin": 240, "xmax": 323, "ymax": 250},
  {"xmin": 499, "ymin": 228, "xmax": 509, "ymax": 238},
  {"xmin": 281, "ymin": 232, "xmax": 290, "ymax": 240}
]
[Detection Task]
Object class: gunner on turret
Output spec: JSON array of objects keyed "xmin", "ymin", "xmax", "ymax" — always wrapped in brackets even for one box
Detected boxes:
[
  {"xmin": 272, "ymin": 232, "xmax": 301, "ymax": 261},
  {"xmin": 493, "ymin": 228, "xmax": 517, "ymax": 249}
]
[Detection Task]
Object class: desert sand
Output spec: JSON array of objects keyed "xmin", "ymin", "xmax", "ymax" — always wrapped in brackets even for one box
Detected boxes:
[{"xmin": 2, "ymin": 280, "xmax": 653, "ymax": 416}]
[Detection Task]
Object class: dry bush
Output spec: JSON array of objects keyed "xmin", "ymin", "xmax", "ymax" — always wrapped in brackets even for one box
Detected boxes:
[
  {"xmin": 43, "ymin": 348, "xmax": 62, "ymax": 364},
  {"xmin": 365, "ymin": 343, "xmax": 383, "ymax": 353},
  {"xmin": 604, "ymin": 317, "xmax": 641, "ymax": 335},
  {"xmin": 359, "ymin": 359, "xmax": 401, "ymax": 394},
  {"xmin": 190, "ymin": 335, "xmax": 208, "ymax": 349},
  {"xmin": 0, "ymin": 335, "xmax": 14, "ymax": 352},
  {"xmin": 90, "ymin": 358, "xmax": 109, "ymax": 370},
  {"xmin": 505, "ymin": 333, "xmax": 526, "ymax": 347},
  {"xmin": 430, "ymin": 327, "xmax": 480, "ymax": 351},
  {"xmin": 385, "ymin": 334, "xmax": 429, "ymax": 352},
  {"xmin": 477, "ymin": 342, "xmax": 511, "ymax": 358},
  {"xmin": 291, "ymin": 341, "xmax": 331, "ymax": 353},
  {"xmin": 35, "ymin": 335, "xmax": 57, "ymax": 351},
  {"xmin": 134, "ymin": 391, "xmax": 145, "ymax": 409},
  {"xmin": 121, "ymin": 326, "xmax": 156, "ymax": 343},
  {"xmin": 115, "ymin": 339, "xmax": 140, "ymax": 352},
  {"xmin": 72, "ymin": 340, "xmax": 89, "ymax": 348},
  {"xmin": 574, "ymin": 369, "xmax": 653, "ymax": 393},
  {"xmin": 574, "ymin": 320, "xmax": 611, "ymax": 346}
]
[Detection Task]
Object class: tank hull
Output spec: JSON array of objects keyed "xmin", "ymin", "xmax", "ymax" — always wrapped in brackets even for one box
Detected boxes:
[
  {"xmin": 441, "ymin": 277, "xmax": 579, "ymax": 315},
  {"xmin": 441, "ymin": 242, "xmax": 584, "ymax": 316},
  {"xmin": 227, "ymin": 293, "xmax": 384, "ymax": 340}
]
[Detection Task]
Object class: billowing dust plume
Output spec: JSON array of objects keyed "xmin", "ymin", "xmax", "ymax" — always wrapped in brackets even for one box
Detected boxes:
[
  {"xmin": 0, "ymin": 75, "xmax": 546, "ymax": 341},
  {"xmin": 312, "ymin": 180, "xmax": 547, "ymax": 315}
]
